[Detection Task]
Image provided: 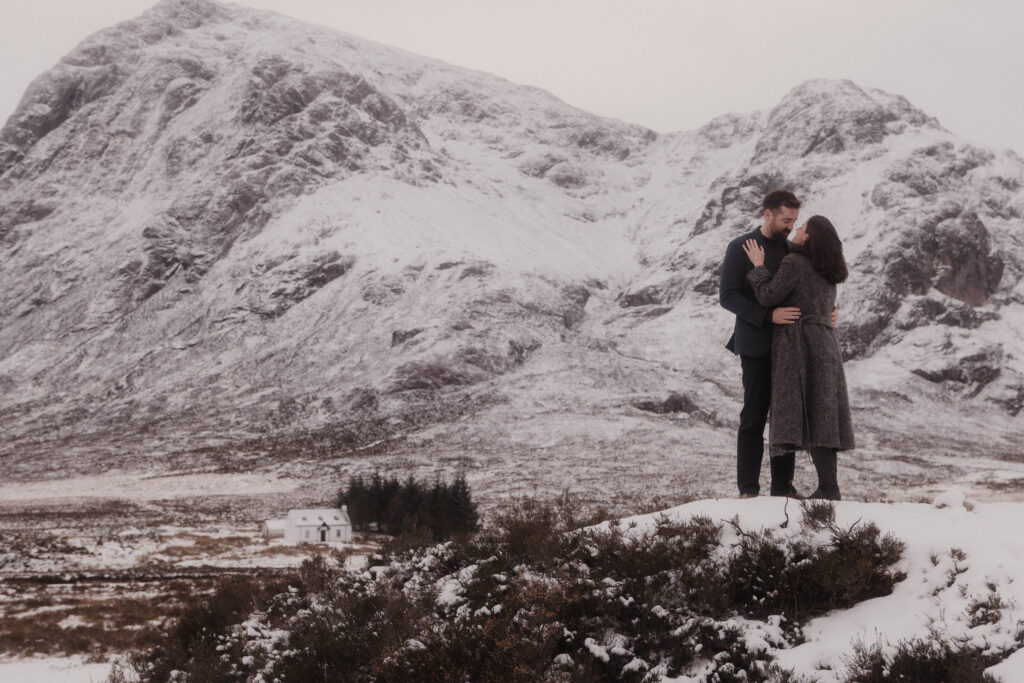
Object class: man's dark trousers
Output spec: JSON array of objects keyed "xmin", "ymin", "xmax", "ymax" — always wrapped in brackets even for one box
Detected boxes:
[
  {"xmin": 738, "ymin": 353, "xmax": 795, "ymax": 496},
  {"xmin": 720, "ymin": 228, "xmax": 796, "ymax": 496}
]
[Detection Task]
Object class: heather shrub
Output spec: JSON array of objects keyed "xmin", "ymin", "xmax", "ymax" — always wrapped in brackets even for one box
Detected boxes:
[
  {"xmin": 845, "ymin": 633, "xmax": 1002, "ymax": 682},
  {"xmin": 128, "ymin": 574, "xmax": 290, "ymax": 682},
  {"xmin": 966, "ymin": 586, "xmax": 1006, "ymax": 628},
  {"xmin": 376, "ymin": 579, "xmax": 575, "ymax": 682},
  {"xmin": 725, "ymin": 504, "xmax": 906, "ymax": 623},
  {"xmin": 120, "ymin": 498, "xmax": 914, "ymax": 682}
]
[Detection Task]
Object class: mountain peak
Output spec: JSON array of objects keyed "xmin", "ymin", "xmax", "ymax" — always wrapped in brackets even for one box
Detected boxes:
[
  {"xmin": 1, "ymin": 0, "xmax": 1022, "ymax": 499},
  {"xmin": 66, "ymin": 0, "xmax": 231, "ymax": 63},
  {"xmin": 754, "ymin": 78, "xmax": 942, "ymax": 159},
  {"xmin": 133, "ymin": 0, "xmax": 233, "ymax": 26}
]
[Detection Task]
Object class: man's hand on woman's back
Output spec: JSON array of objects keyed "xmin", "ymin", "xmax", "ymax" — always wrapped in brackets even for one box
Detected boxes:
[{"xmin": 772, "ymin": 307, "xmax": 801, "ymax": 324}]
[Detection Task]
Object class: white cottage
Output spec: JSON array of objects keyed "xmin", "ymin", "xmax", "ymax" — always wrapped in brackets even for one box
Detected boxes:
[
  {"xmin": 260, "ymin": 519, "xmax": 286, "ymax": 539},
  {"xmin": 283, "ymin": 507, "xmax": 352, "ymax": 544}
]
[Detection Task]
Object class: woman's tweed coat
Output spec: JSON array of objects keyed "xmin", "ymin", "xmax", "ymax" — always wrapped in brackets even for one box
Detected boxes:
[{"xmin": 747, "ymin": 253, "xmax": 854, "ymax": 456}]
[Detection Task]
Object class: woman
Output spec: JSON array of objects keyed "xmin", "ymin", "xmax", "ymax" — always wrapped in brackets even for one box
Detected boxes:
[{"xmin": 741, "ymin": 215, "xmax": 854, "ymax": 500}]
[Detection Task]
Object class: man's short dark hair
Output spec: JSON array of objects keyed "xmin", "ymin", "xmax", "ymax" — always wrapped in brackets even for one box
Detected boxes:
[{"xmin": 762, "ymin": 189, "xmax": 801, "ymax": 212}]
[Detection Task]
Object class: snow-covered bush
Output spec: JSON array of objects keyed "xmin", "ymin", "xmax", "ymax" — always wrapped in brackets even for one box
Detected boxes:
[
  {"xmin": 120, "ymin": 498, "xmax": 915, "ymax": 682},
  {"xmin": 845, "ymin": 630, "xmax": 1007, "ymax": 682}
]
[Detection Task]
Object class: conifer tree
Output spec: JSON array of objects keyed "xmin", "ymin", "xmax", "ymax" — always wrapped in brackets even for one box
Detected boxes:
[{"xmin": 337, "ymin": 471, "xmax": 477, "ymax": 539}]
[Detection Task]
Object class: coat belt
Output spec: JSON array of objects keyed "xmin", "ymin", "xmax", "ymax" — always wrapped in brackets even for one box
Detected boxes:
[{"xmin": 797, "ymin": 314, "xmax": 832, "ymax": 327}]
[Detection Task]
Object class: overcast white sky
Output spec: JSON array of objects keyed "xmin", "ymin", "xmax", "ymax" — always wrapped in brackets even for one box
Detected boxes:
[{"xmin": 2, "ymin": 0, "xmax": 1023, "ymax": 154}]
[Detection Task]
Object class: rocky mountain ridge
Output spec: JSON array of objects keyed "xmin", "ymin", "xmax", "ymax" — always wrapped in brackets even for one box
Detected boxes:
[{"xmin": 1, "ymin": 0, "xmax": 1022, "ymax": 504}]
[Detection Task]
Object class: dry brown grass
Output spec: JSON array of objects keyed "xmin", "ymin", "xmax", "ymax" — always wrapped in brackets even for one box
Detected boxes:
[
  {"xmin": 0, "ymin": 578, "xmax": 221, "ymax": 658},
  {"xmin": 0, "ymin": 501, "xmax": 377, "ymax": 660},
  {"xmin": 150, "ymin": 533, "xmax": 252, "ymax": 559}
]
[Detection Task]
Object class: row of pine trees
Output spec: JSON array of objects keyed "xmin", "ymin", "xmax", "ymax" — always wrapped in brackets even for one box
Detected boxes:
[{"xmin": 337, "ymin": 473, "xmax": 479, "ymax": 540}]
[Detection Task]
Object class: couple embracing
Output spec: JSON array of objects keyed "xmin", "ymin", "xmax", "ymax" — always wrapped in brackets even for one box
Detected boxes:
[{"xmin": 719, "ymin": 190, "xmax": 854, "ymax": 501}]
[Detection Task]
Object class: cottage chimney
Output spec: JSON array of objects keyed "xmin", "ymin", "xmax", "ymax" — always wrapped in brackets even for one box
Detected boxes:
[{"xmin": 341, "ymin": 504, "xmax": 348, "ymax": 512}]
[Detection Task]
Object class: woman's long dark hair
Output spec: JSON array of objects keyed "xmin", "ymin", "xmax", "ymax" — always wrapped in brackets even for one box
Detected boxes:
[{"xmin": 794, "ymin": 215, "xmax": 848, "ymax": 284}]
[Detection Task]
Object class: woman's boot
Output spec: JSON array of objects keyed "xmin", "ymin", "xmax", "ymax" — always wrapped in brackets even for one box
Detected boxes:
[{"xmin": 809, "ymin": 447, "xmax": 841, "ymax": 501}]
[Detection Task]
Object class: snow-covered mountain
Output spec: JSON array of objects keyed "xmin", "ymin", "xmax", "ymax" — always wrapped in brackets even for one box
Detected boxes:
[{"xmin": 2, "ymin": 0, "xmax": 1022, "ymax": 504}]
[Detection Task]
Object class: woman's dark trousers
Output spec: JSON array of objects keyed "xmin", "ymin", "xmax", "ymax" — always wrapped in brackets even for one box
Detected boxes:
[{"xmin": 809, "ymin": 447, "xmax": 841, "ymax": 500}]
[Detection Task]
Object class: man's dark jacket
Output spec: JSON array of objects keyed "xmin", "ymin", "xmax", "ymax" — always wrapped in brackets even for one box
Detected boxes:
[{"xmin": 719, "ymin": 228, "xmax": 791, "ymax": 357}]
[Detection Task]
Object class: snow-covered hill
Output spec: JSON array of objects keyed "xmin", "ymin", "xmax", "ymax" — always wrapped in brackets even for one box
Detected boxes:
[
  {"xmin": 637, "ymin": 494, "xmax": 1024, "ymax": 681},
  {"xmin": 1, "ymin": 0, "xmax": 1022, "ymax": 506}
]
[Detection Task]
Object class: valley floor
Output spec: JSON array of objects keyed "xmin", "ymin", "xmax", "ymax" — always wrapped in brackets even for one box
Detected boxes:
[{"xmin": 2, "ymin": 458, "xmax": 1024, "ymax": 681}]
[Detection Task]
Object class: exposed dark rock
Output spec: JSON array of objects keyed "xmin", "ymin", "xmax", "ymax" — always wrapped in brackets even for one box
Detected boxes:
[
  {"xmin": 994, "ymin": 175, "xmax": 1021, "ymax": 192},
  {"xmin": 887, "ymin": 158, "xmax": 944, "ymax": 196},
  {"xmin": 163, "ymin": 130, "xmax": 217, "ymax": 176},
  {"xmin": 989, "ymin": 385, "xmax": 1024, "ymax": 417},
  {"xmin": 347, "ymin": 387, "xmax": 379, "ymax": 413},
  {"xmin": 693, "ymin": 189, "xmax": 734, "ymax": 237},
  {"xmin": 881, "ymin": 247, "xmax": 932, "ymax": 300},
  {"xmin": 360, "ymin": 281, "xmax": 404, "ymax": 305},
  {"xmin": 895, "ymin": 296, "xmax": 1000, "ymax": 331},
  {"xmin": 561, "ymin": 285, "xmax": 590, "ymax": 309},
  {"xmin": 618, "ymin": 276, "xmax": 690, "ymax": 308},
  {"xmin": 387, "ymin": 361, "xmax": 485, "ymax": 393},
  {"xmin": 693, "ymin": 263, "xmax": 721, "ymax": 296},
  {"xmin": 840, "ymin": 308, "xmax": 898, "ymax": 360},
  {"xmin": 567, "ymin": 127, "xmax": 633, "ymax": 160},
  {"xmin": 928, "ymin": 213, "xmax": 1003, "ymax": 306},
  {"xmin": 421, "ymin": 86, "xmax": 497, "ymax": 122},
  {"xmin": 693, "ymin": 170, "xmax": 799, "ymax": 236},
  {"xmin": 0, "ymin": 199, "xmax": 56, "ymax": 234},
  {"xmin": 507, "ymin": 339, "xmax": 541, "ymax": 365},
  {"xmin": 240, "ymin": 58, "xmax": 411, "ymax": 140},
  {"xmin": 391, "ymin": 328, "xmax": 424, "ymax": 346},
  {"xmin": 883, "ymin": 144, "xmax": 995, "ymax": 201},
  {"xmin": 980, "ymin": 194, "xmax": 1022, "ymax": 221},
  {"xmin": 559, "ymin": 285, "xmax": 590, "ymax": 328},
  {"xmin": 246, "ymin": 251, "xmax": 355, "ymax": 318},
  {"xmin": 548, "ymin": 163, "xmax": 587, "ymax": 189},
  {"xmin": 386, "ymin": 335, "xmax": 540, "ymax": 395},
  {"xmin": 876, "ymin": 205, "xmax": 1003, "ymax": 310},
  {"xmin": 0, "ymin": 64, "xmax": 123, "ymax": 176},
  {"xmin": 618, "ymin": 286, "xmax": 665, "ymax": 308},
  {"xmin": 911, "ymin": 345, "xmax": 1002, "ymax": 397},
  {"xmin": 634, "ymin": 392, "xmax": 698, "ymax": 414},
  {"xmin": 458, "ymin": 264, "xmax": 494, "ymax": 280},
  {"xmin": 640, "ymin": 306, "xmax": 673, "ymax": 318},
  {"xmin": 454, "ymin": 348, "xmax": 497, "ymax": 374},
  {"xmin": 869, "ymin": 181, "xmax": 912, "ymax": 210},
  {"xmin": 158, "ymin": 74, "xmax": 212, "ymax": 125},
  {"xmin": 697, "ymin": 112, "xmax": 760, "ymax": 149},
  {"xmin": 517, "ymin": 153, "xmax": 566, "ymax": 178}
]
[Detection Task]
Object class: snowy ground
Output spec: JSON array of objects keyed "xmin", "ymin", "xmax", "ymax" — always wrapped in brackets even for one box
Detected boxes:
[
  {"xmin": 3, "ymin": 471, "xmax": 1024, "ymax": 681},
  {"xmin": 0, "ymin": 472, "xmax": 304, "ymax": 503},
  {"xmin": 0, "ymin": 474, "xmax": 373, "ymax": 683},
  {"xmin": 608, "ymin": 491, "xmax": 1024, "ymax": 682},
  {"xmin": 0, "ymin": 656, "xmax": 114, "ymax": 683}
]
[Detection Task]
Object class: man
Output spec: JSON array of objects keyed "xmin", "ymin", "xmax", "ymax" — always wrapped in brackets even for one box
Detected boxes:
[{"xmin": 719, "ymin": 189, "xmax": 802, "ymax": 498}]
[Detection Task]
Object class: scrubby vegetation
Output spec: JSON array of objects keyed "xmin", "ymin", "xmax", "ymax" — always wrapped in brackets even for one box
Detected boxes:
[
  {"xmin": 118, "ymin": 498, "xmax": 922, "ymax": 682},
  {"xmin": 0, "ymin": 575, "xmax": 255, "ymax": 661},
  {"xmin": 337, "ymin": 472, "xmax": 479, "ymax": 541},
  {"xmin": 845, "ymin": 631, "xmax": 1004, "ymax": 682}
]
